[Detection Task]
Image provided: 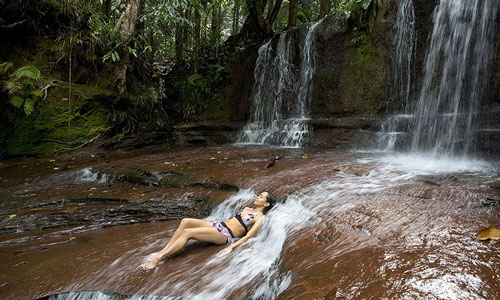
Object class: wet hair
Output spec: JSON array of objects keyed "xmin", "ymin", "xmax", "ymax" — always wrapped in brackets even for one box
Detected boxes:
[{"xmin": 263, "ymin": 192, "xmax": 277, "ymax": 214}]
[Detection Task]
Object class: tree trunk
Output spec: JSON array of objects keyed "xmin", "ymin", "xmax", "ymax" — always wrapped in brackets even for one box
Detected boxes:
[
  {"xmin": 287, "ymin": 0, "xmax": 297, "ymax": 30},
  {"xmin": 267, "ymin": 0, "xmax": 274, "ymax": 16},
  {"xmin": 239, "ymin": 0, "xmax": 272, "ymax": 39},
  {"xmin": 113, "ymin": 0, "xmax": 142, "ymax": 93},
  {"xmin": 232, "ymin": 0, "xmax": 240, "ymax": 35},
  {"xmin": 175, "ymin": 22, "xmax": 184, "ymax": 63},
  {"xmin": 194, "ymin": 9, "xmax": 201, "ymax": 73},
  {"xmin": 102, "ymin": 0, "xmax": 111, "ymax": 18},
  {"xmin": 211, "ymin": 3, "xmax": 219, "ymax": 45},
  {"xmin": 267, "ymin": 0, "xmax": 283, "ymax": 26},
  {"xmin": 319, "ymin": 0, "xmax": 330, "ymax": 19},
  {"xmin": 115, "ymin": 0, "xmax": 142, "ymax": 40},
  {"xmin": 183, "ymin": 9, "xmax": 192, "ymax": 50}
]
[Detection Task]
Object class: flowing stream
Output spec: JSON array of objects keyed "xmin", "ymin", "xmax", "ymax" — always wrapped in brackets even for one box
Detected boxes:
[{"xmin": 1, "ymin": 146, "xmax": 498, "ymax": 299}]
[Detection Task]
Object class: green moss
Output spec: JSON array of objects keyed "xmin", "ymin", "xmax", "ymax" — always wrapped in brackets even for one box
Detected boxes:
[
  {"xmin": 4, "ymin": 81, "xmax": 115, "ymax": 156},
  {"xmin": 194, "ymin": 95, "xmax": 229, "ymax": 122},
  {"xmin": 340, "ymin": 34, "xmax": 385, "ymax": 114}
]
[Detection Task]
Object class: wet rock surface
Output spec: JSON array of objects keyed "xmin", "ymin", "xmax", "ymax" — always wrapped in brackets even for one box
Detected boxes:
[{"xmin": 1, "ymin": 145, "xmax": 500, "ymax": 299}]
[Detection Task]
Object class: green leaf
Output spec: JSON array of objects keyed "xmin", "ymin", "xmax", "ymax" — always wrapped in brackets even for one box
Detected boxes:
[
  {"xmin": 12, "ymin": 65, "xmax": 41, "ymax": 80},
  {"xmin": 30, "ymin": 90, "xmax": 43, "ymax": 98},
  {"xmin": 103, "ymin": 51, "xmax": 112, "ymax": 62},
  {"xmin": 188, "ymin": 73, "xmax": 202, "ymax": 85},
  {"xmin": 10, "ymin": 96, "xmax": 24, "ymax": 108},
  {"xmin": 24, "ymin": 98, "xmax": 35, "ymax": 115},
  {"xmin": 0, "ymin": 62, "xmax": 13, "ymax": 75},
  {"xmin": 111, "ymin": 51, "xmax": 120, "ymax": 62}
]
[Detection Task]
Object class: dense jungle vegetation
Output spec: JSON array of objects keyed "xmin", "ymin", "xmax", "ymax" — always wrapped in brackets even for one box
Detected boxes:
[{"xmin": 0, "ymin": 0, "xmax": 380, "ymax": 156}]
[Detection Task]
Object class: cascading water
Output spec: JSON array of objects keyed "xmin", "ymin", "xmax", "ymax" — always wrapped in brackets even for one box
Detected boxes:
[
  {"xmin": 237, "ymin": 21, "xmax": 321, "ymax": 148},
  {"xmin": 376, "ymin": 0, "xmax": 415, "ymax": 152},
  {"xmin": 410, "ymin": 0, "xmax": 498, "ymax": 157},
  {"xmin": 378, "ymin": 0, "xmax": 498, "ymax": 158},
  {"xmin": 392, "ymin": 0, "xmax": 416, "ymax": 111}
]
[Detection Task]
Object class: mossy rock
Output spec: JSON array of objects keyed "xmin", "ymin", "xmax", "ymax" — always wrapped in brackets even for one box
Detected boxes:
[{"xmin": 3, "ymin": 81, "xmax": 115, "ymax": 156}]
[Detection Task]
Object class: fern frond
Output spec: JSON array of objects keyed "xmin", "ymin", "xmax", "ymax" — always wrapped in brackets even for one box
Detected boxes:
[
  {"xmin": 24, "ymin": 98, "xmax": 35, "ymax": 115},
  {"xmin": 10, "ymin": 96, "xmax": 24, "ymax": 108},
  {"xmin": 0, "ymin": 62, "xmax": 13, "ymax": 75},
  {"xmin": 12, "ymin": 66, "xmax": 41, "ymax": 80},
  {"xmin": 30, "ymin": 90, "xmax": 44, "ymax": 98}
]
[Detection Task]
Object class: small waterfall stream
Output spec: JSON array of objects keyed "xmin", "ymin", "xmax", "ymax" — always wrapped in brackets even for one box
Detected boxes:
[
  {"xmin": 376, "ymin": 0, "xmax": 415, "ymax": 152},
  {"xmin": 378, "ymin": 0, "xmax": 498, "ymax": 158},
  {"xmin": 237, "ymin": 21, "xmax": 321, "ymax": 148}
]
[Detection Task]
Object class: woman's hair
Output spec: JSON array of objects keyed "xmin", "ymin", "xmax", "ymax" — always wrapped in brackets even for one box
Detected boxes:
[{"xmin": 263, "ymin": 192, "xmax": 277, "ymax": 214}]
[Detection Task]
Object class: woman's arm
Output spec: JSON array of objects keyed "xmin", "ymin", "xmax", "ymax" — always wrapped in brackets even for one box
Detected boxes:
[{"xmin": 219, "ymin": 216, "xmax": 264, "ymax": 254}]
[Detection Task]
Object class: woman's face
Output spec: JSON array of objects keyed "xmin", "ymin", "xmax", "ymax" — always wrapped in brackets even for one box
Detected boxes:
[{"xmin": 254, "ymin": 192, "xmax": 269, "ymax": 207}]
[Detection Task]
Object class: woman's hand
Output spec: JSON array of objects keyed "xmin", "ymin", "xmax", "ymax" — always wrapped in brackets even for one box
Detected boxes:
[{"xmin": 217, "ymin": 246, "xmax": 233, "ymax": 257}]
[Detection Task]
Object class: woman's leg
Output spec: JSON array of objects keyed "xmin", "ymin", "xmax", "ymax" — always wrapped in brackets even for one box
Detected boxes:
[
  {"xmin": 141, "ymin": 226, "xmax": 226, "ymax": 270},
  {"xmin": 141, "ymin": 219, "xmax": 215, "ymax": 270},
  {"xmin": 163, "ymin": 218, "xmax": 212, "ymax": 250},
  {"xmin": 157, "ymin": 227, "xmax": 227, "ymax": 259}
]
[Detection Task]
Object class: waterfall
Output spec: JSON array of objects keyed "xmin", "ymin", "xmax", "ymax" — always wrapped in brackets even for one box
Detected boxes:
[
  {"xmin": 376, "ymin": 0, "xmax": 416, "ymax": 152},
  {"xmin": 237, "ymin": 21, "xmax": 322, "ymax": 148},
  {"xmin": 410, "ymin": 0, "xmax": 498, "ymax": 157},
  {"xmin": 393, "ymin": 0, "xmax": 416, "ymax": 112},
  {"xmin": 378, "ymin": 0, "xmax": 498, "ymax": 157}
]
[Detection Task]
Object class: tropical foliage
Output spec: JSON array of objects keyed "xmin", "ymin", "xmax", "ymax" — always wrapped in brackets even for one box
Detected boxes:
[{"xmin": 0, "ymin": 0, "xmax": 380, "ymax": 155}]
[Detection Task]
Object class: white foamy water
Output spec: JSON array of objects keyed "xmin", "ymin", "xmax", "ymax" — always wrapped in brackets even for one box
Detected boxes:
[
  {"xmin": 74, "ymin": 168, "xmax": 111, "ymax": 184},
  {"xmin": 363, "ymin": 153, "xmax": 495, "ymax": 174}
]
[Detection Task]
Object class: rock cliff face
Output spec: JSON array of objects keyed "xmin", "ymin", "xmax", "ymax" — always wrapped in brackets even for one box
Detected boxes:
[{"xmin": 217, "ymin": 0, "xmax": 499, "ymax": 154}]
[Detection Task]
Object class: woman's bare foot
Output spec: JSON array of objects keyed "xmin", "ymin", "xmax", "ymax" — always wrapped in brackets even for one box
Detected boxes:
[{"xmin": 140, "ymin": 255, "xmax": 161, "ymax": 270}]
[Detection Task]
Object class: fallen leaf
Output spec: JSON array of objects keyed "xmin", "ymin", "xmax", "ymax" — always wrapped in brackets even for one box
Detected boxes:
[
  {"xmin": 302, "ymin": 154, "xmax": 310, "ymax": 159},
  {"xmin": 53, "ymin": 167, "xmax": 60, "ymax": 171},
  {"xmin": 9, "ymin": 214, "xmax": 16, "ymax": 219},
  {"xmin": 49, "ymin": 159, "xmax": 56, "ymax": 162},
  {"xmin": 13, "ymin": 261, "xmax": 28, "ymax": 267},
  {"xmin": 477, "ymin": 226, "xmax": 500, "ymax": 240}
]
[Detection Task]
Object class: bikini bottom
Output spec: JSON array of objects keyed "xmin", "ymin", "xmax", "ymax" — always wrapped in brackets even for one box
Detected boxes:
[{"xmin": 212, "ymin": 222, "xmax": 235, "ymax": 244}]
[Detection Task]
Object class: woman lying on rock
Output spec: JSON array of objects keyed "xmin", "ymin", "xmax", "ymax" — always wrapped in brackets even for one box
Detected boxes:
[{"xmin": 141, "ymin": 191, "xmax": 277, "ymax": 270}]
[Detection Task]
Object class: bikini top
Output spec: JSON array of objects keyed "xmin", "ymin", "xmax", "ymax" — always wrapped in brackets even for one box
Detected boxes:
[{"xmin": 235, "ymin": 210, "xmax": 259, "ymax": 234}]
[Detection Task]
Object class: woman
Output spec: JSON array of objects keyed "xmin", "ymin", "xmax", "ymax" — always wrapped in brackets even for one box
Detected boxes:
[{"xmin": 141, "ymin": 192, "xmax": 276, "ymax": 270}]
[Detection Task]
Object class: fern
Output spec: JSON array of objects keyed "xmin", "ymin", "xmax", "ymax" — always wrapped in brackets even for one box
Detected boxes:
[
  {"xmin": 30, "ymin": 90, "xmax": 44, "ymax": 98},
  {"xmin": 0, "ymin": 62, "xmax": 13, "ymax": 75},
  {"xmin": 3, "ymin": 65, "xmax": 44, "ymax": 116},
  {"xmin": 10, "ymin": 96, "xmax": 24, "ymax": 108},
  {"xmin": 24, "ymin": 98, "xmax": 35, "ymax": 115},
  {"xmin": 12, "ymin": 65, "xmax": 41, "ymax": 80}
]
